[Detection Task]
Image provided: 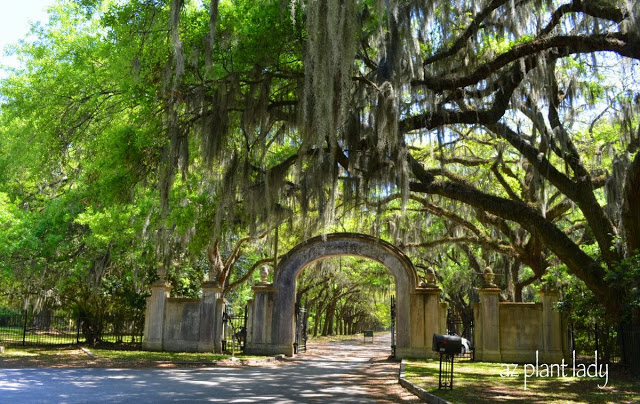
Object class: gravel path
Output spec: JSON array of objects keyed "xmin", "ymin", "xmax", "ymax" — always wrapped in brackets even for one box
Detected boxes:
[{"xmin": 0, "ymin": 332, "xmax": 420, "ymax": 403}]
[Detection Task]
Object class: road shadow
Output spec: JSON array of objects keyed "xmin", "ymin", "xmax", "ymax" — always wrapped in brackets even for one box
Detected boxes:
[{"xmin": 0, "ymin": 332, "xmax": 418, "ymax": 403}]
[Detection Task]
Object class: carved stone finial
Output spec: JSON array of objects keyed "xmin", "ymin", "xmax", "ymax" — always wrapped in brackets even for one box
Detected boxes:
[
  {"xmin": 208, "ymin": 267, "xmax": 221, "ymax": 285},
  {"xmin": 260, "ymin": 265, "xmax": 270, "ymax": 284},
  {"xmin": 424, "ymin": 266, "xmax": 437, "ymax": 286},
  {"xmin": 483, "ymin": 266, "xmax": 496, "ymax": 288}
]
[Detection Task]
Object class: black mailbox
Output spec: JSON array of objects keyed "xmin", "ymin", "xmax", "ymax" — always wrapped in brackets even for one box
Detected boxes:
[{"xmin": 432, "ymin": 333, "xmax": 462, "ymax": 355}]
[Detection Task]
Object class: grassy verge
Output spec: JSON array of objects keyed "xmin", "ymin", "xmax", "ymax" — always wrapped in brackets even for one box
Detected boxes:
[
  {"xmin": 404, "ymin": 359, "xmax": 640, "ymax": 403},
  {"xmin": 0, "ymin": 345, "xmax": 265, "ymax": 368}
]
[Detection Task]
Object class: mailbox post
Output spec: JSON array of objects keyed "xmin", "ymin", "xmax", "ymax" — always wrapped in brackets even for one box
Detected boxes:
[{"xmin": 432, "ymin": 333, "xmax": 461, "ymax": 389}]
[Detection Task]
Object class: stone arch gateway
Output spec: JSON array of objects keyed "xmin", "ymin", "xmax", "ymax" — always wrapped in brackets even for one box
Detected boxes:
[{"xmin": 244, "ymin": 233, "xmax": 447, "ymax": 358}]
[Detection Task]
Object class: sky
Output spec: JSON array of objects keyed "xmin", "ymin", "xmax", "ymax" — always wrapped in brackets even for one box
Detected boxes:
[{"xmin": 0, "ymin": 0, "xmax": 55, "ymax": 74}]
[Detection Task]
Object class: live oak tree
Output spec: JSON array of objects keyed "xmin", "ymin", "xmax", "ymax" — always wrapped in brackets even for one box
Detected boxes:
[{"xmin": 1, "ymin": 0, "xmax": 639, "ymax": 336}]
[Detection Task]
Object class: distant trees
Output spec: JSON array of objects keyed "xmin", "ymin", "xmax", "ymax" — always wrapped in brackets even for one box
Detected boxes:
[
  {"xmin": 297, "ymin": 257, "xmax": 394, "ymax": 337},
  {"xmin": 1, "ymin": 0, "xmax": 639, "ymax": 346}
]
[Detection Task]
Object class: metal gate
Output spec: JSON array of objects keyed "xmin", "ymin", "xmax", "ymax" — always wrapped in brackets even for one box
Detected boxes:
[
  {"xmin": 294, "ymin": 302, "xmax": 308, "ymax": 354},
  {"xmin": 222, "ymin": 306, "xmax": 247, "ymax": 353},
  {"xmin": 446, "ymin": 309, "xmax": 474, "ymax": 359},
  {"xmin": 390, "ymin": 295, "xmax": 396, "ymax": 358}
]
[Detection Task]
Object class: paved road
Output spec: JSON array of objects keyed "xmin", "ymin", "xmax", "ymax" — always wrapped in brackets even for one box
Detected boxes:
[{"xmin": 0, "ymin": 333, "xmax": 419, "ymax": 403}]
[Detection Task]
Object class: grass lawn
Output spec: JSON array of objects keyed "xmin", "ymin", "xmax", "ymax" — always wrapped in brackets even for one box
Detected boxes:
[
  {"xmin": 405, "ymin": 358, "xmax": 640, "ymax": 403},
  {"xmin": 0, "ymin": 345, "xmax": 265, "ymax": 368}
]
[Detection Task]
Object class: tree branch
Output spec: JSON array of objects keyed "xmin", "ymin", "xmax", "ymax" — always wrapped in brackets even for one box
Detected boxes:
[
  {"xmin": 423, "ymin": 0, "xmax": 508, "ymax": 66},
  {"xmin": 224, "ymin": 257, "xmax": 274, "ymax": 295},
  {"xmin": 408, "ymin": 176, "xmax": 623, "ymax": 314},
  {"xmin": 414, "ymin": 33, "xmax": 638, "ymax": 93},
  {"xmin": 403, "ymin": 236, "xmax": 515, "ymax": 256}
]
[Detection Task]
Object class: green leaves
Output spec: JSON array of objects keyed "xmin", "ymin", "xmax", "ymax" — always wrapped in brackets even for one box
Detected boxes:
[
  {"xmin": 0, "ymin": 193, "xmax": 29, "ymax": 258},
  {"xmin": 0, "ymin": 0, "xmax": 638, "ymax": 336}
]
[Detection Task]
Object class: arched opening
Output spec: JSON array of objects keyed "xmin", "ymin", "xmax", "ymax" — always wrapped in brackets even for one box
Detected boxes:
[
  {"xmin": 295, "ymin": 255, "xmax": 396, "ymax": 351},
  {"xmin": 274, "ymin": 233, "xmax": 415, "ymax": 353},
  {"xmin": 245, "ymin": 233, "xmax": 446, "ymax": 358}
]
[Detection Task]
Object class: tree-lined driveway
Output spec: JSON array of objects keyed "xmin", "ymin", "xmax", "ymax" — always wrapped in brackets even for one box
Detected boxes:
[{"xmin": 0, "ymin": 333, "xmax": 419, "ymax": 403}]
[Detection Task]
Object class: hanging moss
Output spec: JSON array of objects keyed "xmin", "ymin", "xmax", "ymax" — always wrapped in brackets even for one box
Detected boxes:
[
  {"xmin": 146, "ymin": 0, "xmax": 640, "ymax": 271},
  {"xmin": 301, "ymin": 0, "xmax": 357, "ymax": 148},
  {"xmin": 205, "ymin": 0, "xmax": 220, "ymax": 70},
  {"xmin": 170, "ymin": 0, "xmax": 185, "ymax": 81}
]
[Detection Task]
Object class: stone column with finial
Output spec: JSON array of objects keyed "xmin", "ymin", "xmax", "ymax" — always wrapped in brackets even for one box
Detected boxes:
[
  {"xmin": 410, "ymin": 266, "xmax": 446, "ymax": 358},
  {"xmin": 475, "ymin": 266, "xmax": 502, "ymax": 361},
  {"xmin": 245, "ymin": 265, "xmax": 277, "ymax": 355}
]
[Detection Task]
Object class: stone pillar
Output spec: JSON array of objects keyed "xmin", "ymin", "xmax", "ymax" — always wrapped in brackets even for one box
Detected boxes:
[
  {"xmin": 540, "ymin": 288, "xmax": 565, "ymax": 362},
  {"xmin": 405, "ymin": 267, "xmax": 446, "ymax": 358},
  {"xmin": 408, "ymin": 287, "xmax": 443, "ymax": 358},
  {"xmin": 244, "ymin": 284, "xmax": 276, "ymax": 355},
  {"xmin": 198, "ymin": 282, "xmax": 223, "ymax": 352},
  {"xmin": 475, "ymin": 267, "xmax": 501, "ymax": 361},
  {"xmin": 142, "ymin": 281, "xmax": 171, "ymax": 350},
  {"xmin": 477, "ymin": 287, "xmax": 501, "ymax": 361}
]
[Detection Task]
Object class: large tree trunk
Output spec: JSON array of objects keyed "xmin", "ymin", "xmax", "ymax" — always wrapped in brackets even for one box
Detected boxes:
[
  {"xmin": 323, "ymin": 301, "xmax": 336, "ymax": 336},
  {"xmin": 622, "ymin": 151, "xmax": 640, "ymax": 254}
]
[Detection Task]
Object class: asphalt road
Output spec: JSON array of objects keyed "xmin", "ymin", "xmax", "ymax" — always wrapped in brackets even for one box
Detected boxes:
[{"xmin": 0, "ymin": 333, "xmax": 419, "ymax": 403}]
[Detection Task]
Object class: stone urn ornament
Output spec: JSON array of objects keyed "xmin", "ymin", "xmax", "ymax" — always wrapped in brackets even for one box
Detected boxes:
[
  {"xmin": 208, "ymin": 266, "xmax": 221, "ymax": 286},
  {"xmin": 259, "ymin": 265, "xmax": 270, "ymax": 284},
  {"xmin": 419, "ymin": 266, "xmax": 437, "ymax": 288},
  {"xmin": 483, "ymin": 266, "xmax": 497, "ymax": 288}
]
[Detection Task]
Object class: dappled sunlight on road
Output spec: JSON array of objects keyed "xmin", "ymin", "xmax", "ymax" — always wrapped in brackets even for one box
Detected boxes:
[{"xmin": 0, "ymin": 332, "xmax": 418, "ymax": 403}]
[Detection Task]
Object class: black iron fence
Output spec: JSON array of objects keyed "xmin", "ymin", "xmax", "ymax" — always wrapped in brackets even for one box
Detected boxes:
[
  {"xmin": 570, "ymin": 322, "xmax": 640, "ymax": 371},
  {"xmin": 0, "ymin": 312, "xmax": 144, "ymax": 347},
  {"xmin": 294, "ymin": 305, "xmax": 308, "ymax": 354},
  {"xmin": 618, "ymin": 324, "xmax": 640, "ymax": 372}
]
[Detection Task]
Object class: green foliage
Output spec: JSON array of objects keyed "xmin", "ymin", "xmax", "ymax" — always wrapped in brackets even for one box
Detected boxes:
[
  {"xmin": 0, "ymin": 0, "xmax": 638, "ymax": 351},
  {"xmin": 0, "ymin": 306, "xmax": 20, "ymax": 317},
  {"xmin": 605, "ymin": 253, "xmax": 640, "ymax": 312},
  {"xmin": 298, "ymin": 257, "xmax": 395, "ymax": 337}
]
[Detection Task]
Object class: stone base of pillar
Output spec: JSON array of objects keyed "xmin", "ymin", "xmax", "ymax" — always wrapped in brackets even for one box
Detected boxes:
[
  {"xmin": 142, "ymin": 339, "xmax": 163, "ymax": 351},
  {"xmin": 245, "ymin": 343, "xmax": 293, "ymax": 357},
  {"xmin": 478, "ymin": 350, "xmax": 502, "ymax": 362},
  {"xmin": 396, "ymin": 347, "xmax": 441, "ymax": 359},
  {"xmin": 540, "ymin": 350, "xmax": 566, "ymax": 363}
]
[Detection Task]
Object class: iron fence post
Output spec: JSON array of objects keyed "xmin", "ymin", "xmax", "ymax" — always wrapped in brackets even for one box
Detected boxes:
[{"xmin": 22, "ymin": 311, "xmax": 28, "ymax": 346}]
